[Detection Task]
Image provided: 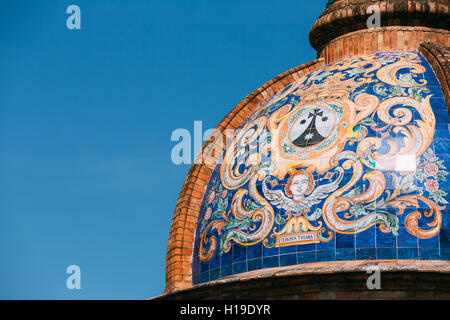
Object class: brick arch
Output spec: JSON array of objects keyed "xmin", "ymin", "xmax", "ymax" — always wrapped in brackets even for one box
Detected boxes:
[
  {"xmin": 419, "ymin": 42, "xmax": 450, "ymax": 114},
  {"xmin": 164, "ymin": 59, "xmax": 325, "ymax": 293}
]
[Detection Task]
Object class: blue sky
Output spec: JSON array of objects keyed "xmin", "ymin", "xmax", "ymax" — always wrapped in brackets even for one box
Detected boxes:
[{"xmin": 0, "ymin": 0, "xmax": 324, "ymax": 299}]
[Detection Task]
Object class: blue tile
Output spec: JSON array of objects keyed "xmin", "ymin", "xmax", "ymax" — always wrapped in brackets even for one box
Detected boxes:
[
  {"xmin": 263, "ymin": 244, "xmax": 279, "ymax": 257},
  {"xmin": 248, "ymin": 258, "xmax": 262, "ymax": 271},
  {"xmin": 336, "ymin": 233, "xmax": 355, "ymax": 249},
  {"xmin": 247, "ymin": 242, "xmax": 262, "ymax": 259},
  {"xmin": 376, "ymin": 226, "xmax": 396, "ymax": 247},
  {"xmin": 434, "ymin": 139, "xmax": 450, "ymax": 155},
  {"xmin": 280, "ymin": 244, "xmax": 297, "ymax": 254},
  {"xmin": 221, "ymin": 249, "xmax": 233, "ymax": 265},
  {"xmin": 221, "ymin": 264, "xmax": 233, "ymax": 277},
  {"xmin": 356, "ymin": 248, "xmax": 376, "ymax": 260},
  {"xmin": 435, "ymin": 110, "xmax": 449, "ymax": 123},
  {"xmin": 193, "ymin": 241, "xmax": 201, "ymax": 258},
  {"xmin": 316, "ymin": 237, "xmax": 335, "ymax": 250},
  {"xmin": 192, "ymin": 256, "xmax": 199, "ymax": 270},
  {"xmin": 424, "ymin": 68, "xmax": 442, "ymax": 82},
  {"xmin": 419, "ymin": 235, "xmax": 439, "ymax": 248},
  {"xmin": 336, "ymin": 249, "xmax": 355, "ymax": 261},
  {"xmin": 232, "ymin": 244, "xmax": 246, "ymax": 261},
  {"xmin": 427, "ymin": 83, "xmax": 445, "ymax": 95},
  {"xmin": 439, "ymin": 229, "xmax": 450, "ymax": 249},
  {"xmin": 377, "ymin": 248, "xmax": 397, "ymax": 259},
  {"xmin": 356, "ymin": 227, "xmax": 375, "ymax": 248},
  {"xmin": 210, "ymin": 268, "xmax": 221, "ymax": 281},
  {"xmin": 317, "ymin": 250, "xmax": 335, "ymax": 262},
  {"xmin": 200, "ymin": 261, "xmax": 210, "ymax": 273},
  {"xmin": 209, "ymin": 252, "xmax": 220, "ymax": 269},
  {"xmin": 263, "ymin": 256, "xmax": 279, "ymax": 268},
  {"xmin": 233, "ymin": 261, "xmax": 247, "ymax": 274},
  {"xmin": 434, "ymin": 123, "xmax": 450, "ymax": 138},
  {"xmin": 430, "ymin": 97, "xmax": 448, "ymax": 111},
  {"xmin": 297, "ymin": 243, "xmax": 315, "ymax": 252},
  {"xmin": 423, "ymin": 72, "xmax": 441, "ymax": 86},
  {"xmin": 396, "ymin": 207, "xmax": 412, "ymax": 227},
  {"xmin": 193, "ymin": 273, "xmax": 199, "ymax": 285},
  {"xmin": 441, "ymin": 248, "xmax": 450, "ymax": 260},
  {"xmin": 199, "ymin": 272, "xmax": 209, "ymax": 283},
  {"xmin": 280, "ymin": 253, "xmax": 297, "ymax": 266},
  {"xmin": 419, "ymin": 248, "xmax": 439, "ymax": 260},
  {"xmin": 444, "ymin": 156, "xmax": 450, "ymax": 175},
  {"xmin": 397, "ymin": 227, "xmax": 418, "ymax": 248},
  {"xmin": 297, "ymin": 251, "xmax": 316, "ymax": 264},
  {"xmin": 398, "ymin": 248, "xmax": 418, "ymax": 259},
  {"xmin": 442, "ymin": 212, "xmax": 450, "ymax": 229}
]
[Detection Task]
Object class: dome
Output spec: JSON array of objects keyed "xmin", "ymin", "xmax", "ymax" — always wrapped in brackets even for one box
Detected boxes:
[
  {"xmin": 162, "ymin": 0, "xmax": 450, "ymax": 298},
  {"xmin": 193, "ymin": 50, "xmax": 450, "ymax": 284}
]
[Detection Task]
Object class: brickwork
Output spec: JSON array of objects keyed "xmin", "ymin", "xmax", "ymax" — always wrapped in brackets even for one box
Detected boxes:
[
  {"xmin": 164, "ymin": 59, "xmax": 325, "ymax": 293},
  {"xmin": 320, "ymin": 26, "xmax": 450, "ymax": 63}
]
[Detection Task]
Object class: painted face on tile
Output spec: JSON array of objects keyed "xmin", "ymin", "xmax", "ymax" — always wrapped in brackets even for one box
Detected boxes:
[{"xmin": 290, "ymin": 175, "xmax": 309, "ymax": 199}]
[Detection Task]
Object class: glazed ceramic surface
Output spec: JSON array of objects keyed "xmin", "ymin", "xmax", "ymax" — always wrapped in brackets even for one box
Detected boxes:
[{"xmin": 193, "ymin": 51, "xmax": 450, "ymax": 284}]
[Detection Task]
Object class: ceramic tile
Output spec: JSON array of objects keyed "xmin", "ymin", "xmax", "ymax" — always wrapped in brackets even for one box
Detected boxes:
[
  {"xmin": 356, "ymin": 248, "xmax": 376, "ymax": 260},
  {"xmin": 280, "ymin": 253, "xmax": 297, "ymax": 266},
  {"xmin": 337, "ymin": 249, "xmax": 356, "ymax": 260}
]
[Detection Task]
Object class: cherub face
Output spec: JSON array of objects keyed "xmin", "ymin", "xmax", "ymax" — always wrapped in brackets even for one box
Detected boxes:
[{"xmin": 290, "ymin": 174, "xmax": 310, "ymax": 198}]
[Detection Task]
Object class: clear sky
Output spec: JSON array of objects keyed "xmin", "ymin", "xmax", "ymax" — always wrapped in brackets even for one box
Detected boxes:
[{"xmin": 0, "ymin": 0, "xmax": 325, "ymax": 299}]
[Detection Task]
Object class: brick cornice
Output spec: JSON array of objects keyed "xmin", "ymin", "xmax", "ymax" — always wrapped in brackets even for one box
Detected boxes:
[
  {"xmin": 310, "ymin": 0, "xmax": 450, "ymax": 52},
  {"xmin": 164, "ymin": 58, "xmax": 325, "ymax": 294},
  {"xmin": 156, "ymin": 260, "xmax": 450, "ymax": 300},
  {"xmin": 319, "ymin": 26, "xmax": 450, "ymax": 63}
]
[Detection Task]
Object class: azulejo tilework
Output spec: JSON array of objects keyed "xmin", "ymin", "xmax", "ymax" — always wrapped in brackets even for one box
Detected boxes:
[{"xmin": 192, "ymin": 51, "xmax": 450, "ymax": 285}]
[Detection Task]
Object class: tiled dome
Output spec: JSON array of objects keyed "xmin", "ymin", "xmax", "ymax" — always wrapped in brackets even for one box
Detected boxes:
[
  {"xmin": 163, "ymin": 0, "xmax": 450, "ymax": 297},
  {"xmin": 193, "ymin": 50, "xmax": 450, "ymax": 284}
]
